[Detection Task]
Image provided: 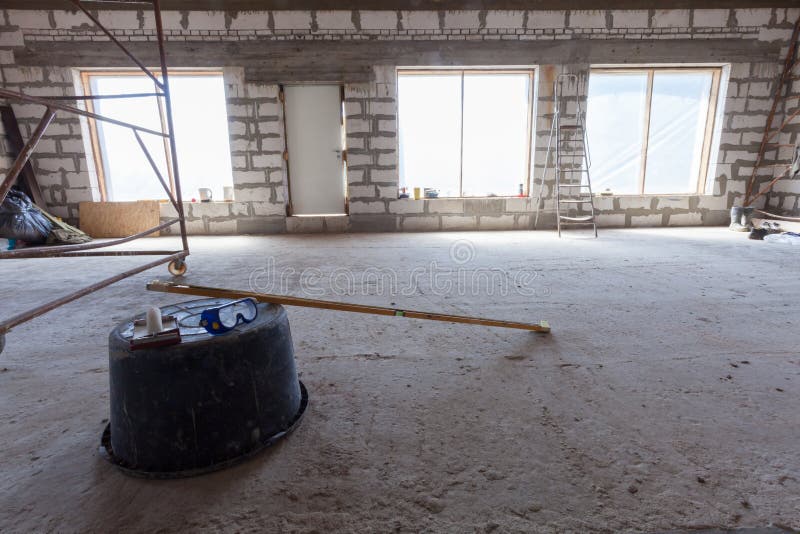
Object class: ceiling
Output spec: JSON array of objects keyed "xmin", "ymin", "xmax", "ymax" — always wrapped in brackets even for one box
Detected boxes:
[{"xmin": 3, "ymin": 1, "xmax": 797, "ymax": 11}]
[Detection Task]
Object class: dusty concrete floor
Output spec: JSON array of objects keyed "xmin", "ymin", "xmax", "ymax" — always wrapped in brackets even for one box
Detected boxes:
[{"xmin": 0, "ymin": 228, "xmax": 798, "ymax": 533}]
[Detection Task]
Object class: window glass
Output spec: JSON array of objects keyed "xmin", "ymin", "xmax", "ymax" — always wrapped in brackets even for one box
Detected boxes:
[
  {"xmin": 90, "ymin": 76, "xmax": 167, "ymax": 201},
  {"xmin": 88, "ymin": 73, "xmax": 234, "ymax": 202},
  {"xmin": 644, "ymin": 72, "xmax": 712, "ymax": 194},
  {"xmin": 461, "ymin": 73, "xmax": 530, "ymax": 197},
  {"xmin": 398, "ymin": 70, "xmax": 533, "ymax": 198},
  {"xmin": 586, "ymin": 68, "xmax": 719, "ymax": 195},
  {"xmin": 398, "ymin": 74, "xmax": 462, "ymax": 198},
  {"xmin": 586, "ymin": 72, "xmax": 648, "ymax": 195}
]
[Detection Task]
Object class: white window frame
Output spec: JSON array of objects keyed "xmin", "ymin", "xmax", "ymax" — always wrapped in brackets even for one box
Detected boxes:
[
  {"xmin": 80, "ymin": 69, "xmax": 228, "ymax": 202},
  {"xmin": 588, "ymin": 66, "xmax": 723, "ymax": 196},
  {"xmin": 397, "ymin": 67, "xmax": 537, "ymax": 198}
]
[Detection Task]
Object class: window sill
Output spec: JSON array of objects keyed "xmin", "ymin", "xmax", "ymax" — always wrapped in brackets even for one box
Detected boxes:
[
  {"xmin": 398, "ymin": 196, "xmax": 529, "ymax": 200},
  {"xmin": 595, "ymin": 193, "xmax": 706, "ymax": 197}
]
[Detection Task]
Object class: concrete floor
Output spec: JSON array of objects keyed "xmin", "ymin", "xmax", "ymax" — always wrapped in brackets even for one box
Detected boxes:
[{"xmin": 0, "ymin": 228, "xmax": 798, "ymax": 533}]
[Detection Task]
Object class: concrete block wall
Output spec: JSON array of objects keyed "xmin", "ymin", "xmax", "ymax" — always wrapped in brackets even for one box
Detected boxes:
[
  {"xmin": 156, "ymin": 77, "xmax": 290, "ymax": 235},
  {"xmin": 1, "ymin": 7, "xmax": 799, "ymax": 232},
  {"xmin": 344, "ymin": 68, "xmax": 401, "ymax": 232},
  {"xmin": 0, "ymin": 56, "xmax": 97, "ymax": 222},
  {"xmin": 762, "ymin": 48, "xmax": 800, "ymax": 216}
]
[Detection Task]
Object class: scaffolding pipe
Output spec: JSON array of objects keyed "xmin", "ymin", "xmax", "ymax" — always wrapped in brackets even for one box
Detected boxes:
[{"xmin": 0, "ymin": 0, "xmax": 190, "ymax": 352}]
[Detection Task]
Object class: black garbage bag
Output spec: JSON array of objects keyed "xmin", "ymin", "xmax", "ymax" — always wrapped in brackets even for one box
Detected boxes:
[{"xmin": 0, "ymin": 189, "xmax": 52, "ymax": 243}]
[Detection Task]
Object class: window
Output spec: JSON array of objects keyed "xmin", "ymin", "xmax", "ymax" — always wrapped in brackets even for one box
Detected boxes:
[
  {"xmin": 398, "ymin": 69, "xmax": 534, "ymax": 198},
  {"xmin": 82, "ymin": 72, "xmax": 234, "ymax": 202},
  {"xmin": 586, "ymin": 67, "xmax": 721, "ymax": 195}
]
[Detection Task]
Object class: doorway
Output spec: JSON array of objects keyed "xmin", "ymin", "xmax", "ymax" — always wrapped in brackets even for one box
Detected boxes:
[{"xmin": 283, "ymin": 85, "xmax": 347, "ymax": 215}]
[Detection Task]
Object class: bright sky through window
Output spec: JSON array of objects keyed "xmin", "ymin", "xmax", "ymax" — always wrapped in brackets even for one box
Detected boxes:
[
  {"xmin": 88, "ymin": 73, "xmax": 234, "ymax": 202},
  {"xmin": 398, "ymin": 70, "xmax": 532, "ymax": 198}
]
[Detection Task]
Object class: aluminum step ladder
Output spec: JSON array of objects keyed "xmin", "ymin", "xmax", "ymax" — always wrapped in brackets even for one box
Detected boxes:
[{"xmin": 534, "ymin": 74, "xmax": 598, "ymax": 237}]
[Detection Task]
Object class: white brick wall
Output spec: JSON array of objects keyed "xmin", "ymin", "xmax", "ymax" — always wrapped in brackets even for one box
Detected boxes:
[
  {"xmin": 442, "ymin": 216, "xmax": 478, "ymax": 230},
  {"xmin": 569, "ymin": 10, "xmax": 607, "ymax": 29},
  {"xmin": 348, "ymin": 185, "xmax": 375, "ymax": 198},
  {"xmin": 651, "ymin": 9, "xmax": 691, "ymax": 28},
  {"xmin": 484, "ymin": 11, "xmax": 526, "ymax": 29},
  {"xmin": 668, "ymin": 212, "xmax": 704, "ymax": 226},
  {"xmin": 368, "ymin": 101, "xmax": 396, "ymax": 115},
  {"xmin": 735, "ymin": 9, "xmax": 772, "ymax": 27},
  {"xmin": 261, "ymin": 137, "xmax": 284, "ymax": 152},
  {"xmin": 657, "ymin": 197, "xmax": 691, "ymax": 210},
  {"xmin": 693, "ymin": 9, "xmax": 730, "ymax": 28},
  {"xmin": 758, "ymin": 27, "xmax": 793, "ymax": 42},
  {"xmin": 346, "ymin": 119, "xmax": 370, "ymax": 134},
  {"xmin": 360, "ymin": 11, "xmax": 398, "ymax": 30},
  {"xmin": 3, "ymin": 66, "xmax": 44, "ymax": 83},
  {"xmin": 233, "ymin": 170, "xmax": 267, "ymax": 184},
  {"xmin": 427, "ymin": 199, "xmax": 464, "ymax": 214},
  {"xmin": 444, "ymin": 11, "xmax": 478, "ymax": 29},
  {"xmin": 376, "ymin": 152, "xmax": 397, "ymax": 167},
  {"xmin": 528, "ymin": 11, "xmax": 566, "ymax": 29},
  {"xmin": 36, "ymin": 158, "xmax": 75, "ymax": 172},
  {"xmin": 252, "ymin": 154, "xmax": 283, "ymax": 168},
  {"xmin": 612, "ymin": 10, "xmax": 649, "ymax": 29},
  {"xmin": 51, "ymin": 10, "xmax": 95, "ymax": 29},
  {"xmin": 158, "ymin": 11, "xmax": 184, "ymax": 30},
  {"xmin": 228, "ymin": 11, "xmax": 270, "ymax": 31},
  {"xmin": 596, "ymin": 214, "xmax": 626, "ymax": 227},
  {"xmin": 228, "ymin": 122, "xmax": 247, "ymax": 136},
  {"xmin": 247, "ymin": 84, "xmax": 279, "ymax": 99},
  {"xmin": 631, "ymin": 213, "xmax": 663, "ymax": 226},
  {"xmin": 347, "ymin": 153, "xmax": 373, "ymax": 167},
  {"xmin": 401, "ymin": 11, "xmax": 440, "ymax": 30},
  {"xmin": 402, "ymin": 216, "xmax": 439, "ymax": 231},
  {"xmin": 96, "ymin": 10, "xmax": 140, "ymax": 30},
  {"xmin": 316, "ymin": 11, "xmax": 355, "ymax": 31},
  {"xmin": 370, "ymin": 169, "xmax": 396, "ymax": 183},
  {"xmin": 272, "ymin": 11, "xmax": 312, "ymax": 30},
  {"xmin": 350, "ymin": 200, "xmax": 386, "ymax": 214},
  {"xmin": 0, "ymin": 30, "xmax": 24, "ymax": 48},
  {"xmin": 6, "ymin": 10, "xmax": 52, "ymax": 29},
  {"xmin": 1, "ymin": 6, "xmax": 789, "ymax": 233},
  {"xmin": 235, "ymin": 188, "xmax": 271, "ymax": 203},
  {"xmin": 376, "ymin": 185, "xmax": 398, "ymax": 198},
  {"xmin": 731, "ymin": 116, "xmax": 767, "ymax": 130},
  {"xmin": 370, "ymin": 136, "xmax": 396, "ymax": 150},
  {"xmin": 251, "ymin": 200, "xmax": 285, "ymax": 216},
  {"xmin": 618, "ymin": 197, "xmax": 650, "ymax": 210}
]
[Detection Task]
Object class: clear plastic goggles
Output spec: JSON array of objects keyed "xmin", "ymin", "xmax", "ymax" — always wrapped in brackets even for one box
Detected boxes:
[{"xmin": 200, "ymin": 298, "xmax": 258, "ymax": 335}]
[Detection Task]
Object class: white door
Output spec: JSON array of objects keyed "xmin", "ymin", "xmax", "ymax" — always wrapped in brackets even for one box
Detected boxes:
[{"xmin": 284, "ymin": 85, "xmax": 346, "ymax": 215}]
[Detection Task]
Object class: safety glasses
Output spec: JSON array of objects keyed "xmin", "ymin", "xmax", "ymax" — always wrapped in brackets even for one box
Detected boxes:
[{"xmin": 200, "ymin": 298, "xmax": 258, "ymax": 335}]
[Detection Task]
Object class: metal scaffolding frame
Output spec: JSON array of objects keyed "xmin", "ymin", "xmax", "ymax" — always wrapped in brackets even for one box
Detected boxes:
[{"xmin": 0, "ymin": 0, "xmax": 190, "ymax": 353}]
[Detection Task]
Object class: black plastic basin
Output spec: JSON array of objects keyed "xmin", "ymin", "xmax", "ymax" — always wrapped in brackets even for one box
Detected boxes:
[{"xmin": 102, "ymin": 298, "xmax": 307, "ymax": 478}]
